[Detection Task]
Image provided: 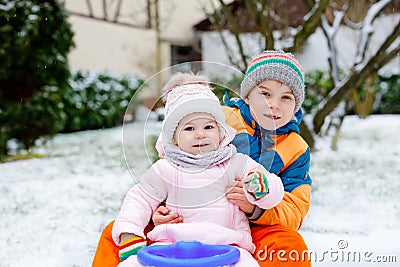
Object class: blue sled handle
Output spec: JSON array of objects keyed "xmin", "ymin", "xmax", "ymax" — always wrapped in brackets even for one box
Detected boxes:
[{"xmin": 137, "ymin": 241, "xmax": 240, "ymax": 267}]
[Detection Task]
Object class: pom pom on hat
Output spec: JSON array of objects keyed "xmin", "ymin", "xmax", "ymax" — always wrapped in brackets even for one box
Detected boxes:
[
  {"xmin": 161, "ymin": 73, "xmax": 209, "ymax": 102},
  {"xmin": 240, "ymin": 50, "xmax": 305, "ymax": 112},
  {"xmin": 161, "ymin": 73, "xmax": 228, "ymax": 144}
]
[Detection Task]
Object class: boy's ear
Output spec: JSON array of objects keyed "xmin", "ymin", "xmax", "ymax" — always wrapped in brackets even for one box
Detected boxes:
[{"xmin": 244, "ymin": 96, "xmax": 250, "ymax": 105}]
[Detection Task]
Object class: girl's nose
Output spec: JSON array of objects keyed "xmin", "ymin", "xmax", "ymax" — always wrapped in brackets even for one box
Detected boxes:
[{"xmin": 195, "ymin": 129, "xmax": 206, "ymax": 139}]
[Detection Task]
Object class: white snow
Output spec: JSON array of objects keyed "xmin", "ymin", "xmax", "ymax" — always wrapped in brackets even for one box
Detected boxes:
[{"xmin": 1, "ymin": 115, "xmax": 400, "ymax": 266}]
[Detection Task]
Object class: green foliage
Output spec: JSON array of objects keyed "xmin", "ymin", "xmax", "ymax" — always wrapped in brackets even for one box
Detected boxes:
[
  {"xmin": 62, "ymin": 70, "xmax": 144, "ymax": 132},
  {"xmin": 211, "ymin": 75, "xmax": 242, "ymax": 101},
  {"xmin": 4, "ymin": 85, "xmax": 67, "ymax": 148},
  {"xmin": 0, "ymin": 1, "xmax": 145, "ymax": 159},
  {"xmin": 0, "ymin": 0, "xmax": 74, "ymax": 158},
  {"xmin": 304, "ymin": 70, "xmax": 400, "ymax": 115},
  {"xmin": 375, "ymin": 74, "xmax": 400, "ymax": 114},
  {"xmin": 0, "ymin": 0, "xmax": 74, "ymax": 101},
  {"xmin": 303, "ymin": 70, "xmax": 334, "ymax": 114},
  {"xmin": 0, "ymin": 69, "xmax": 145, "ymax": 160}
]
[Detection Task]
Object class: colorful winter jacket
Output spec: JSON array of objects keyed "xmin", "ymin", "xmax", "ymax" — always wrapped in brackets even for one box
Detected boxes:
[
  {"xmin": 223, "ymin": 96, "xmax": 312, "ymax": 231},
  {"xmin": 112, "ymin": 147, "xmax": 284, "ymax": 253}
]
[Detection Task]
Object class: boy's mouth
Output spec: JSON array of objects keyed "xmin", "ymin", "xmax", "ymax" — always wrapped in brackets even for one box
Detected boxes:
[{"xmin": 264, "ymin": 114, "xmax": 281, "ymax": 120}]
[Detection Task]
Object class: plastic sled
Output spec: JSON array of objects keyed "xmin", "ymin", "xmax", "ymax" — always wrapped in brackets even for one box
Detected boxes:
[{"xmin": 137, "ymin": 241, "xmax": 240, "ymax": 267}]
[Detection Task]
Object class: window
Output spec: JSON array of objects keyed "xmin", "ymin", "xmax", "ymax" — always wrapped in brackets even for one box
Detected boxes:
[{"xmin": 171, "ymin": 45, "xmax": 202, "ymax": 72}]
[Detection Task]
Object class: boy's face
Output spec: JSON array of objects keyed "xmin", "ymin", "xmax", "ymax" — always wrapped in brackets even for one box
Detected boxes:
[
  {"xmin": 174, "ymin": 112, "xmax": 220, "ymax": 155},
  {"xmin": 244, "ymin": 80, "xmax": 296, "ymax": 130}
]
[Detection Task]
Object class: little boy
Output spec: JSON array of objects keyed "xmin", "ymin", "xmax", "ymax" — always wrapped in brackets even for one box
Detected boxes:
[{"xmin": 223, "ymin": 50, "xmax": 312, "ymax": 266}]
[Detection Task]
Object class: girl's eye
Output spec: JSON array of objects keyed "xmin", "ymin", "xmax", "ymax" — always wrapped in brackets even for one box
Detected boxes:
[
  {"xmin": 204, "ymin": 125, "xmax": 215, "ymax": 130},
  {"xmin": 183, "ymin": 126, "xmax": 195, "ymax": 131}
]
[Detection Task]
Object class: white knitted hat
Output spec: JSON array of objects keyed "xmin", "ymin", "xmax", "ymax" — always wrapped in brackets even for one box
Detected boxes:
[{"xmin": 161, "ymin": 73, "xmax": 227, "ymax": 144}]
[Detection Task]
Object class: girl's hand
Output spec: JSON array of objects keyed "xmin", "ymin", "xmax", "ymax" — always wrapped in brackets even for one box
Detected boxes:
[
  {"xmin": 152, "ymin": 205, "xmax": 183, "ymax": 226},
  {"xmin": 226, "ymin": 178, "xmax": 256, "ymax": 214}
]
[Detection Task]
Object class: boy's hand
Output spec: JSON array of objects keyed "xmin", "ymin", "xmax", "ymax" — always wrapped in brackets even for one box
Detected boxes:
[
  {"xmin": 243, "ymin": 170, "xmax": 269, "ymax": 199},
  {"xmin": 226, "ymin": 178, "xmax": 255, "ymax": 214},
  {"xmin": 152, "ymin": 206, "xmax": 183, "ymax": 226},
  {"xmin": 119, "ymin": 234, "xmax": 146, "ymax": 261}
]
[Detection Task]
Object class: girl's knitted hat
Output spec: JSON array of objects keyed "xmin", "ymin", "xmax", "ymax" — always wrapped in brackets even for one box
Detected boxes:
[
  {"xmin": 161, "ymin": 72, "xmax": 229, "ymax": 144},
  {"xmin": 240, "ymin": 50, "xmax": 305, "ymax": 112}
]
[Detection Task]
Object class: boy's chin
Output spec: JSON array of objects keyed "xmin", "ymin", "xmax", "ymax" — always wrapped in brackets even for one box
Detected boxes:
[
  {"xmin": 259, "ymin": 119, "xmax": 290, "ymax": 130},
  {"xmin": 259, "ymin": 122, "xmax": 279, "ymax": 131}
]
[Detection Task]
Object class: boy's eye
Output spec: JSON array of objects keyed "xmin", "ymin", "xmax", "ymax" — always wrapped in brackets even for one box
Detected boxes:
[{"xmin": 261, "ymin": 91, "xmax": 270, "ymax": 97}]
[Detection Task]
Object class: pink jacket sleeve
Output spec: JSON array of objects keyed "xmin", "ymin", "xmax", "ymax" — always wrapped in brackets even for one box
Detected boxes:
[{"xmin": 112, "ymin": 163, "xmax": 167, "ymax": 245}]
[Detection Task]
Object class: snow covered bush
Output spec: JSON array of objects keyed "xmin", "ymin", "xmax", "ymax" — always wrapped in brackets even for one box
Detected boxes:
[{"xmin": 61, "ymin": 70, "xmax": 144, "ymax": 132}]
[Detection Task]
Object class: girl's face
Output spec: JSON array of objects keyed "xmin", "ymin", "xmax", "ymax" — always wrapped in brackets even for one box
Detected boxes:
[
  {"xmin": 174, "ymin": 112, "xmax": 220, "ymax": 155},
  {"xmin": 244, "ymin": 80, "xmax": 296, "ymax": 130}
]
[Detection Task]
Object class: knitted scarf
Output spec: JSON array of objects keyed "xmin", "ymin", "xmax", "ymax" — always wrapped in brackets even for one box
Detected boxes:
[{"xmin": 164, "ymin": 144, "xmax": 237, "ymax": 169}]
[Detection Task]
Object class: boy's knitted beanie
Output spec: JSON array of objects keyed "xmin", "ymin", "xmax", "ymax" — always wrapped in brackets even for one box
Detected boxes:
[
  {"xmin": 161, "ymin": 73, "xmax": 227, "ymax": 144},
  {"xmin": 240, "ymin": 50, "xmax": 305, "ymax": 112}
]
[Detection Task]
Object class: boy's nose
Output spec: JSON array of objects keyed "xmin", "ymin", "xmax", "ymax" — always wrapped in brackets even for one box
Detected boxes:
[{"xmin": 268, "ymin": 98, "xmax": 279, "ymax": 109}]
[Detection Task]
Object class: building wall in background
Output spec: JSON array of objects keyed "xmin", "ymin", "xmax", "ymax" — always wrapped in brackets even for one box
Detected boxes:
[
  {"xmin": 65, "ymin": 0, "xmax": 218, "ymax": 88},
  {"xmin": 65, "ymin": 1, "xmax": 399, "ymax": 98}
]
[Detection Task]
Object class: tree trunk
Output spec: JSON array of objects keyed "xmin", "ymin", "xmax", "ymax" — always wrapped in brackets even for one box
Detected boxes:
[
  {"xmin": 352, "ymin": 74, "xmax": 378, "ymax": 119},
  {"xmin": 299, "ymin": 120, "xmax": 315, "ymax": 150}
]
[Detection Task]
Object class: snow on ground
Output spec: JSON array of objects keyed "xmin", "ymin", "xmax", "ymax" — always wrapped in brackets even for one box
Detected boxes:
[{"xmin": 1, "ymin": 115, "xmax": 399, "ymax": 266}]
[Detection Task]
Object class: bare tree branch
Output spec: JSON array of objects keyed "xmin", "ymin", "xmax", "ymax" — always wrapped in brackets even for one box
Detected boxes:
[
  {"xmin": 244, "ymin": 0, "xmax": 274, "ymax": 50},
  {"xmin": 354, "ymin": 0, "xmax": 392, "ymax": 66},
  {"xmin": 289, "ymin": 0, "xmax": 330, "ymax": 52},
  {"xmin": 113, "ymin": 0, "xmax": 123, "ymax": 22},
  {"xmin": 313, "ymin": 20, "xmax": 400, "ymax": 134},
  {"xmin": 300, "ymin": 0, "xmax": 314, "ymax": 9},
  {"xmin": 85, "ymin": 0, "xmax": 94, "ymax": 17},
  {"xmin": 320, "ymin": 4, "xmax": 348, "ymax": 87},
  {"xmin": 67, "ymin": 0, "xmax": 152, "ymax": 30},
  {"xmin": 203, "ymin": 1, "xmax": 238, "ymax": 68},
  {"xmin": 103, "ymin": 0, "xmax": 108, "ymax": 20},
  {"xmin": 197, "ymin": 0, "xmax": 399, "ymax": 149},
  {"xmin": 146, "ymin": 0, "xmax": 152, "ymax": 28},
  {"xmin": 218, "ymin": 0, "xmax": 248, "ymax": 70}
]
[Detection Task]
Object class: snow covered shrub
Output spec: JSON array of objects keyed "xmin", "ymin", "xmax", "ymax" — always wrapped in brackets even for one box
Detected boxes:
[
  {"xmin": 0, "ymin": 0, "xmax": 74, "ymax": 157},
  {"xmin": 375, "ymin": 74, "xmax": 400, "ymax": 114},
  {"xmin": 303, "ymin": 70, "xmax": 400, "ymax": 116},
  {"xmin": 61, "ymin": 70, "xmax": 144, "ymax": 132}
]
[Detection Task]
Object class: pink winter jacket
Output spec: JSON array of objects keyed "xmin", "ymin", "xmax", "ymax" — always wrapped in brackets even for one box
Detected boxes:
[{"xmin": 112, "ymin": 152, "xmax": 284, "ymax": 253}]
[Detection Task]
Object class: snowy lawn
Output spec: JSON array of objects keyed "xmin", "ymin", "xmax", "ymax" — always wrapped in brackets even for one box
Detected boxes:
[{"xmin": 1, "ymin": 115, "xmax": 399, "ymax": 267}]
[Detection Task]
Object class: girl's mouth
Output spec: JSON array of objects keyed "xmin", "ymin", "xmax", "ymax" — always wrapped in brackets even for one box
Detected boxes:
[{"xmin": 193, "ymin": 144, "xmax": 208, "ymax": 148}]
